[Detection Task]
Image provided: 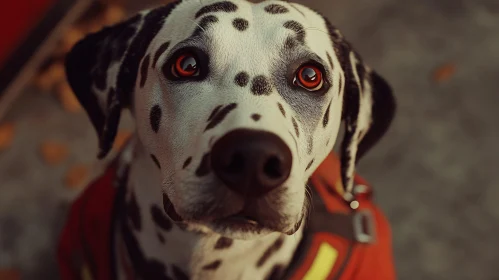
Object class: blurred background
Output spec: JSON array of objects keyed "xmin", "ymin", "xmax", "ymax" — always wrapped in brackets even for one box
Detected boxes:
[{"xmin": 0, "ymin": 0, "xmax": 498, "ymax": 279}]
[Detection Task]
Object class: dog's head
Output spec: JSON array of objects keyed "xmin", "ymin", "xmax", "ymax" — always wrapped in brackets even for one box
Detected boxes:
[{"xmin": 66, "ymin": 0, "xmax": 395, "ymax": 239}]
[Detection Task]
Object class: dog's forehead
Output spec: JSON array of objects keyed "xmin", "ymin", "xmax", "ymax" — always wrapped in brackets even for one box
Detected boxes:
[{"xmin": 150, "ymin": 0, "xmax": 335, "ymax": 67}]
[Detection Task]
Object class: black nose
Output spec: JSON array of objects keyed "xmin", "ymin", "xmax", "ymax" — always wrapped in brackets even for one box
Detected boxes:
[{"xmin": 211, "ymin": 129, "xmax": 292, "ymax": 197}]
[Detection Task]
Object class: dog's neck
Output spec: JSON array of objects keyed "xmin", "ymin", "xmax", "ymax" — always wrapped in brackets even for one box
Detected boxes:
[{"xmin": 113, "ymin": 139, "xmax": 303, "ymax": 280}]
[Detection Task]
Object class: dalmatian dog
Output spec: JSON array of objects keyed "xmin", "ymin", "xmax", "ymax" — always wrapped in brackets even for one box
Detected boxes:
[{"xmin": 65, "ymin": 0, "xmax": 395, "ymax": 279}]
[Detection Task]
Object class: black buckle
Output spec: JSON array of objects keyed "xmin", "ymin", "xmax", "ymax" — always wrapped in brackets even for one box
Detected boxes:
[{"xmin": 352, "ymin": 210, "xmax": 376, "ymax": 244}]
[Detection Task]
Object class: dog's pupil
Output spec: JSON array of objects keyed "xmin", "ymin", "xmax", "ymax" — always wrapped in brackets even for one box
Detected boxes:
[
  {"xmin": 301, "ymin": 67, "xmax": 317, "ymax": 82},
  {"xmin": 181, "ymin": 56, "xmax": 197, "ymax": 72}
]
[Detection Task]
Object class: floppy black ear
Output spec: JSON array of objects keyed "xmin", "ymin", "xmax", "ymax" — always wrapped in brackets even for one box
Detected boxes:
[
  {"xmin": 65, "ymin": 2, "xmax": 180, "ymax": 159},
  {"xmin": 323, "ymin": 19, "xmax": 396, "ymax": 195}
]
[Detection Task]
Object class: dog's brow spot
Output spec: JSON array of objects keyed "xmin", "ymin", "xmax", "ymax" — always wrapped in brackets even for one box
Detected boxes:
[
  {"xmin": 195, "ymin": 153, "xmax": 211, "ymax": 177},
  {"xmin": 266, "ymin": 264, "xmax": 285, "ymax": 280},
  {"xmin": 150, "ymin": 154, "xmax": 161, "ymax": 169},
  {"xmin": 326, "ymin": 52, "xmax": 334, "ymax": 70},
  {"xmin": 153, "ymin": 41, "xmax": 170, "ymax": 68},
  {"xmin": 251, "ymin": 75, "xmax": 272, "ymax": 95},
  {"xmin": 251, "ymin": 113, "xmax": 261, "ymax": 121},
  {"xmin": 202, "ymin": 260, "xmax": 222, "ymax": 270},
  {"xmin": 292, "ymin": 117, "xmax": 300, "ymax": 138},
  {"xmin": 234, "ymin": 72, "xmax": 249, "ymax": 87},
  {"xmin": 207, "ymin": 105, "xmax": 223, "ymax": 121},
  {"xmin": 149, "ymin": 105, "xmax": 162, "ymax": 133},
  {"xmin": 323, "ymin": 99, "xmax": 332, "ymax": 128},
  {"xmin": 172, "ymin": 265, "xmax": 190, "ymax": 280},
  {"xmin": 140, "ymin": 54, "xmax": 150, "ymax": 88},
  {"xmin": 195, "ymin": 1, "xmax": 238, "ymax": 18},
  {"xmin": 277, "ymin": 103, "xmax": 286, "ymax": 117},
  {"xmin": 183, "ymin": 157, "xmax": 193, "ymax": 169},
  {"xmin": 283, "ymin": 20, "xmax": 305, "ymax": 44},
  {"xmin": 205, "ymin": 103, "xmax": 238, "ymax": 131},
  {"xmin": 151, "ymin": 205, "xmax": 173, "ymax": 231},
  {"xmin": 232, "ymin": 18, "xmax": 249, "ymax": 31},
  {"xmin": 305, "ymin": 159, "xmax": 314, "ymax": 171},
  {"xmin": 257, "ymin": 236, "xmax": 284, "ymax": 267},
  {"xmin": 127, "ymin": 191, "xmax": 141, "ymax": 230},
  {"xmin": 193, "ymin": 15, "xmax": 219, "ymax": 36},
  {"xmin": 264, "ymin": 4, "xmax": 289, "ymax": 14},
  {"xmin": 284, "ymin": 36, "xmax": 297, "ymax": 50},
  {"xmin": 214, "ymin": 236, "xmax": 233, "ymax": 249}
]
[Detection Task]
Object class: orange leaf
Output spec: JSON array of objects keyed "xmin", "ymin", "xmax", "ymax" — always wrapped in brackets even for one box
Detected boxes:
[
  {"xmin": 433, "ymin": 63, "xmax": 456, "ymax": 83},
  {"xmin": 64, "ymin": 164, "xmax": 89, "ymax": 189},
  {"xmin": 0, "ymin": 123, "xmax": 15, "ymax": 151},
  {"xmin": 113, "ymin": 130, "xmax": 132, "ymax": 150},
  {"xmin": 40, "ymin": 140, "xmax": 69, "ymax": 165}
]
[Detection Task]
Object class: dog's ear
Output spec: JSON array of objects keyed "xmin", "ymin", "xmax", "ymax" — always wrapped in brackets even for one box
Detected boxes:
[
  {"xmin": 324, "ymin": 21, "xmax": 396, "ymax": 195},
  {"xmin": 65, "ymin": 2, "xmax": 180, "ymax": 159}
]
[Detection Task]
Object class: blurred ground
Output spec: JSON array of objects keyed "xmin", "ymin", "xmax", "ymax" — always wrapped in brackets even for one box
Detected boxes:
[{"xmin": 1, "ymin": 0, "xmax": 499, "ymax": 279}]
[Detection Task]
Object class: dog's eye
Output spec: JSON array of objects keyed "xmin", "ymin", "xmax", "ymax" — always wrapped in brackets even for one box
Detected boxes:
[
  {"xmin": 294, "ymin": 65, "xmax": 324, "ymax": 91},
  {"xmin": 172, "ymin": 54, "xmax": 199, "ymax": 77}
]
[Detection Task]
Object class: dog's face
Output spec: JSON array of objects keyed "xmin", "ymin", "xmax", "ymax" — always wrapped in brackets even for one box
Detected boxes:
[{"xmin": 66, "ymin": 0, "xmax": 395, "ymax": 239}]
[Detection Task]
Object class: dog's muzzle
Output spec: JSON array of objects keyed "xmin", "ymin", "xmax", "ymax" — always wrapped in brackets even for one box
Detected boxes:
[{"xmin": 211, "ymin": 129, "xmax": 292, "ymax": 197}]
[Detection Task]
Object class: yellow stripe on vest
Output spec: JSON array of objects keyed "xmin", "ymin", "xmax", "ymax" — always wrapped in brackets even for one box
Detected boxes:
[{"xmin": 303, "ymin": 242, "xmax": 338, "ymax": 280}]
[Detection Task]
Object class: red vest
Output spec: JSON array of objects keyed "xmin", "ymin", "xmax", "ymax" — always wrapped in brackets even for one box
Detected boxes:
[{"xmin": 57, "ymin": 153, "xmax": 396, "ymax": 280}]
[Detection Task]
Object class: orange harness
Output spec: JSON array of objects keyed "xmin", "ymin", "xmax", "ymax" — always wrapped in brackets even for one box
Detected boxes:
[{"xmin": 57, "ymin": 153, "xmax": 396, "ymax": 280}]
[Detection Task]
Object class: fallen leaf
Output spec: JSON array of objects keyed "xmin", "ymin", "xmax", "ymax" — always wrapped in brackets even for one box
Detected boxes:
[
  {"xmin": 113, "ymin": 130, "xmax": 132, "ymax": 150},
  {"xmin": 0, "ymin": 269, "xmax": 20, "ymax": 280},
  {"xmin": 61, "ymin": 28, "xmax": 85, "ymax": 53},
  {"xmin": 102, "ymin": 5, "xmax": 126, "ymax": 25},
  {"xmin": 433, "ymin": 63, "xmax": 456, "ymax": 83},
  {"xmin": 64, "ymin": 164, "xmax": 89, "ymax": 189},
  {"xmin": 34, "ymin": 62, "xmax": 65, "ymax": 92},
  {"xmin": 40, "ymin": 140, "xmax": 69, "ymax": 165},
  {"xmin": 0, "ymin": 123, "xmax": 15, "ymax": 151},
  {"xmin": 57, "ymin": 82, "xmax": 82, "ymax": 113}
]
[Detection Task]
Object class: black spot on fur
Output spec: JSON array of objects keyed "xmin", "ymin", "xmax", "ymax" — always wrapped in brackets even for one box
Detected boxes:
[
  {"xmin": 284, "ymin": 36, "xmax": 297, "ymax": 50},
  {"xmin": 214, "ymin": 237, "xmax": 233, "ymax": 249},
  {"xmin": 163, "ymin": 193, "xmax": 183, "ymax": 222},
  {"xmin": 202, "ymin": 260, "xmax": 222, "ymax": 270},
  {"xmin": 338, "ymin": 74, "xmax": 344, "ymax": 96},
  {"xmin": 232, "ymin": 18, "xmax": 249, "ymax": 31},
  {"xmin": 150, "ymin": 105, "xmax": 162, "ymax": 133},
  {"xmin": 205, "ymin": 103, "xmax": 238, "ymax": 131},
  {"xmin": 305, "ymin": 159, "xmax": 314, "ymax": 171},
  {"xmin": 257, "ymin": 237, "xmax": 284, "ymax": 267},
  {"xmin": 251, "ymin": 75, "xmax": 272, "ymax": 95},
  {"xmin": 292, "ymin": 117, "xmax": 300, "ymax": 138},
  {"xmin": 307, "ymin": 136, "xmax": 314, "ymax": 154},
  {"xmin": 172, "ymin": 265, "xmax": 190, "ymax": 280},
  {"xmin": 195, "ymin": 153, "xmax": 211, "ymax": 177},
  {"xmin": 208, "ymin": 105, "xmax": 223, "ymax": 121},
  {"xmin": 153, "ymin": 41, "xmax": 170, "ymax": 68},
  {"xmin": 94, "ymin": 49, "xmax": 112, "ymax": 90},
  {"xmin": 283, "ymin": 20, "xmax": 305, "ymax": 43},
  {"xmin": 150, "ymin": 154, "xmax": 161, "ymax": 169},
  {"xmin": 140, "ymin": 54, "xmax": 150, "ymax": 88},
  {"xmin": 192, "ymin": 15, "xmax": 219, "ymax": 37},
  {"xmin": 234, "ymin": 72, "xmax": 249, "ymax": 87},
  {"xmin": 251, "ymin": 114, "xmax": 261, "ymax": 121},
  {"xmin": 326, "ymin": 52, "xmax": 334, "ymax": 70},
  {"xmin": 118, "ymin": 3, "xmax": 180, "ymax": 108},
  {"xmin": 195, "ymin": 1, "xmax": 238, "ymax": 18},
  {"xmin": 264, "ymin": 4, "xmax": 289, "ymax": 14},
  {"xmin": 127, "ymin": 191, "xmax": 141, "ymax": 230},
  {"xmin": 323, "ymin": 99, "xmax": 332, "ymax": 128},
  {"xmin": 265, "ymin": 264, "xmax": 284, "ymax": 280},
  {"xmin": 183, "ymin": 157, "xmax": 192, "ymax": 169},
  {"xmin": 151, "ymin": 205, "xmax": 173, "ymax": 231},
  {"xmin": 277, "ymin": 103, "xmax": 286, "ymax": 117}
]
